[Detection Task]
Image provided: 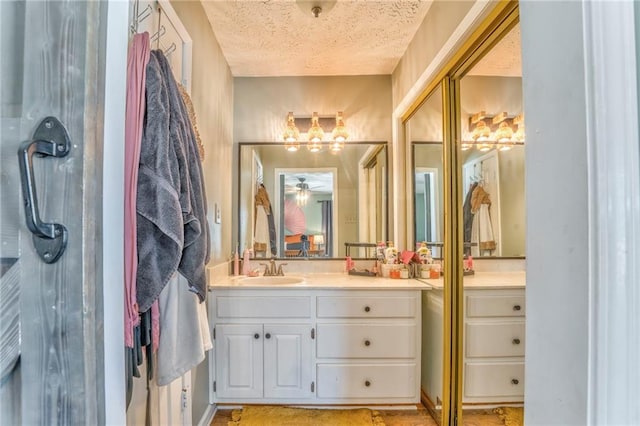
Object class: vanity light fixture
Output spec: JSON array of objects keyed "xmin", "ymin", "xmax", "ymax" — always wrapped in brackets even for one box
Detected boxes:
[
  {"xmin": 330, "ymin": 111, "xmax": 348, "ymax": 152},
  {"xmin": 307, "ymin": 112, "xmax": 324, "ymax": 152},
  {"xmin": 471, "ymin": 114, "xmax": 492, "ymax": 152},
  {"xmin": 283, "ymin": 112, "xmax": 301, "ymax": 151},
  {"xmin": 492, "ymin": 113, "xmax": 514, "ymax": 151},
  {"xmin": 463, "ymin": 111, "xmax": 525, "ymax": 152},
  {"xmin": 282, "ymin": 111, "xmax": 350, "ymax": 153},
  {"xmin": 513, "ymin": 113, "xmax": 525, "ymax": 142}
]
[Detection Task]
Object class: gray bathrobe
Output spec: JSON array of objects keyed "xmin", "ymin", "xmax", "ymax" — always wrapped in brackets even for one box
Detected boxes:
[{"xmin": 136, "ymin": 50, "xmax": 210, "ymax": 313}]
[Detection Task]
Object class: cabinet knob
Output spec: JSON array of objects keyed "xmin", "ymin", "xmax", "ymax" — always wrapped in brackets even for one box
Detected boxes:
[
  {"xmin": 364, "ymin": 306, "xmax": 371, "ymax": 312},
  {"xmin": 365, "ymin": 380, "xmax": 371, "ymax": 387},
  {"xmin": 513, "ymin": 304, "xmax": 521, "ymax": 311},
  {"xmin": 254, "ymin": 333, "xmax": 260, "ymax": 339},
  {"xmin": 364, "ymin": 339, "xmax": 371, "ymax": 347},
  {"xmin": 511, "ymin": 379, "xmax": 520, "ymax": 385},
  {"xmin": 265, "ymin": 333, "xmax": 271, "ymax": 339},
  {"xmin": 512, "ymin": 338, "xmax": 521, "ymax": 345}
]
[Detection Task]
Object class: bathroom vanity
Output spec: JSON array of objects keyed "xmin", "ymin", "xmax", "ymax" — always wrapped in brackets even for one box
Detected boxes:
[{"xmin": 208, "ymin": 274, "xmax": 429, "ymax": 405}]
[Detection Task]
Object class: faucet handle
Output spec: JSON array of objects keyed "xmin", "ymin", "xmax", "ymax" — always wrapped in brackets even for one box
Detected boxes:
[
  {"xmin": 259, "ymin": 263, "xmax": 270, "ymax": 276},
  {"xmin": 277, "ymin": 263, "xmax": 287, "ymax": 276}
]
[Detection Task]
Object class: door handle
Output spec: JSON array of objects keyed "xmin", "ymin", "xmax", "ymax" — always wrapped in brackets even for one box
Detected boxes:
[{"xmin": 17, "ymin": 117, "xmax": 71, "ymax": 264}]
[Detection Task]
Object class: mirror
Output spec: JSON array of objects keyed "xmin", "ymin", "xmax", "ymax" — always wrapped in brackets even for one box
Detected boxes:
[
  {"xmin": 458, "ymin": 22, "xmax": 525, "ymax": 258},
  {"xmin": 410, "ymin": 60, "xmax": 526, "ymax": 257},
  {"xmin": 238, "ymin": 142, "xmax": 387, "ymax": 259}
]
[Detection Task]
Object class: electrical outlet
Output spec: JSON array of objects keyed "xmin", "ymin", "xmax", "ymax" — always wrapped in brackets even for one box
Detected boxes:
[{"xmin": 215, "ymin": 203, "xmax": 221, "ymax": 224}]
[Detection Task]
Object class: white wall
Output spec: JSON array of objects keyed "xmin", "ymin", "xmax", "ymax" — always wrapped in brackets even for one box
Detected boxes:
[{"xmin": 520, "ymin": 2, "xmax": 589, "ymax": 424}]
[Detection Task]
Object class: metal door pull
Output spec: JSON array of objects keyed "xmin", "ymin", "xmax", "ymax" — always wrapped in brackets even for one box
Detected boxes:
[{"xmin": 17, "ymin": 117, "xmax": 70, "ymax": 264}]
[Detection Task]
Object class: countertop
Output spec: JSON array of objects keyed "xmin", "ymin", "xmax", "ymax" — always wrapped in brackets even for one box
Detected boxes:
[
  {"xmin": 421, "ymin": 270, "xmax": 526, "ymax": 289},
  {"xmin": 208, "ymin": 272, "xmax": 432, "ymax": 290}
]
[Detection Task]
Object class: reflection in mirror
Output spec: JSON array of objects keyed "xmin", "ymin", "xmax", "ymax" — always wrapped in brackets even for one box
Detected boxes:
[
  {"xmin": 238, "ymin": 142, "xmax": 387, "ymax": 259},
  {"xmin": 459, "ymin": 23, "xmax": 525, "ymax": 258},
  {"xmin": 413, "ymin": 143, "xmax": 443, "ymax": 258},
  {"xmin": 409, "ymin": 44, "xmax": 525, "ymax": 257},
  {"xmin": 275, "ymin": 169, "xmax": 337, "ymax": 257},
  {"xmin": 406, "ymin": 84, "xmax": 444, "ymax": 426}
]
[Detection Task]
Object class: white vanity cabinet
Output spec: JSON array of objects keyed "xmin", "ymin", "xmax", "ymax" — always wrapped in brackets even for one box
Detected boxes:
[
  {"xmin": 209, "ymin": 286, "xmax": 422, "ymax": 405},
  {"xmin": 463, "ymin": 288, "xmax": 525, "ymax": 403},
  {"xmin": 423, "ymin": 282, "xmax": 525, "ymax": 407},
  {"xmin": 211, "ymin": 291, "xmax": 314, "ymax": 402},
  {"xmin": 315, "ymin": 291, "xmax": 421, "ymax": 404}
]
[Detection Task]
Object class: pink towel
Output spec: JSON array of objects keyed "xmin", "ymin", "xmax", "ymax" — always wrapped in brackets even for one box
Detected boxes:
[{"xmin": 124, "ymin": 33, "xmax": 150, "ymax": 348}]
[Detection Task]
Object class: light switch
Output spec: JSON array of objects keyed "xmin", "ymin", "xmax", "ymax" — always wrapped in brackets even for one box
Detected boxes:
[{"xmin": 215, "ymin": 203, "xmax": 221, "ymax": 224}]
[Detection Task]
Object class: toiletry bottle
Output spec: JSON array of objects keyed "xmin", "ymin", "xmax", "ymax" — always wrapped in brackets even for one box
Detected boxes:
[
  {"xmin": 376, "ymin": 241, "xmax": 386, "ymax": 262},
  {"xmin": 385, "ymin": 241, "xmax": 397, "ymax": 264},
  {"xmin": 417, "ymin": 242, "xmax": 431, "ymax": 264},
  {"xmin": 233, "ymin": 245, "xmax": 240, "ymax": 275},
  {"xmin": 242, "ymin": 247, "xmax": 251, "ymax": 275}
]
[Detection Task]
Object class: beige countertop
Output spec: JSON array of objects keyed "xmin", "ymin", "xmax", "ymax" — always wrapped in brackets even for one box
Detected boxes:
[
  {"xmin": 208, "ymin": 272, "xmax": 432, "ymax": 290},
  {"xmin": 420, "ymin": 270, "xmax": 526, "ymax": 289}
]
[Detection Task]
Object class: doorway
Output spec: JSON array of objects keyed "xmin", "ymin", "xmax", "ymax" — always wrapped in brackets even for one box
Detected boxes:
[{"xmin": 274, "ymin": 168, "xmax": 338, "ymax": 257}]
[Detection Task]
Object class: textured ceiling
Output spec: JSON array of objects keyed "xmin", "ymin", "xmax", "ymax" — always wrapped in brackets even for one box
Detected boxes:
[
  {"xmin": 468, "ymin": 24, "xmax": 522, "ymax": 77},
  {"xmin": 201, "ymin": 0, "xmax": 434, "ymax": 77}
]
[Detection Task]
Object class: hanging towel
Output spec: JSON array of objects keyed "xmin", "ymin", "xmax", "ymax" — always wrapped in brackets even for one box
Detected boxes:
[
  {"xmin": 470, "ymin": 185, "xmax": 496, "ymax": 255},
  {"xmin": 156, "ymin": 273, "xmax": 212, "ymax": 386},
  {"xmin": 124, "ymin": 32, "xmax": 150, "ymax": 348},
  {"xmin": 155, "ymin": 52, "xmax": 210, "ymax": 300},
  {"xmin": 254, "ymin": 184, "xmax": 277, "ymax": 256},
  {"xmin": 136, "ymin": 50, "xmax": 210, "ymax": 313},
  {"xmin": 254, "ymin": 204, "xmax": 271, "ymax": 255},
  {"xmin": 463, "ymin": 182, "xmax": 478, "ymax": 255}
]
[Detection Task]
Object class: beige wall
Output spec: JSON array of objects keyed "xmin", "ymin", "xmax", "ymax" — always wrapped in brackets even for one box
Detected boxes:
[
  {"xmin": 391, "ymin": 0, "xmax": 476, "ymax": 111},
  {"xmin": 171, "ymin": 0, "xmax": 233, "ymax": 421},
  {"xmin": 234, "ymin": 76, "xmax": 392, "ymax": 143}
]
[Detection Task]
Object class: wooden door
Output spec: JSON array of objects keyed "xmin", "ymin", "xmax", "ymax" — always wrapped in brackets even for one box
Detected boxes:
[{"xmin": 0, "ymin": 1, "xmax": 108, "ymax": 424}]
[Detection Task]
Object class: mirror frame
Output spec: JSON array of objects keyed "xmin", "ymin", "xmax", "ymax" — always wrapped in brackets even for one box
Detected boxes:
[{"xmin": 235, "ymin": 141, "xmax": 390, "ymax": 260}]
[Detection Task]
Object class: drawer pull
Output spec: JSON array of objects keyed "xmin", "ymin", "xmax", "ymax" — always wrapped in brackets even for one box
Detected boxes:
[
  {"xmin": 365, "ymin": 380, "xmax": 371, "ymax": 387},
  {"xmin": 254, "ymin": 333, "xmax": 260, "ymax": 339},
  {"xmin": 265, "ymin": 333, "xmax": 271, "ymax": 339},
  {"xmin": 513, "ymin": 304, "xmax": 522, "ymax": 311},
  {"xmin": 364, "ymin": 339, "xmax": 371, "ymax": 347},
  {"xmin": 512, "ymin": 338, "xmax": 521, "ymax": 345},
  {"xmin": 511, "ymin": 379, "xmax": 520, "ymax": 385},
  {"xmin": 364, "ymin": 306, "xmax": 371, "ymax": 312}
]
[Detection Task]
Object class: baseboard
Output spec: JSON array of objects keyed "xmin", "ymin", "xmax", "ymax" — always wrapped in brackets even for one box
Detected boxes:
[
  {"xmin": 196, "ymin": 404, "xmax": 216, "ymax": 426},
  {"xmin": 421, "ymin": 389, "xmax": 440, "ymax": 424}
]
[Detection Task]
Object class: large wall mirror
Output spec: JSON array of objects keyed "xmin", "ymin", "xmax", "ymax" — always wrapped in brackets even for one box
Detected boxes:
[
  {"xmin": 238, "ymin": 142, "xmax": 388, "ymax": 259},
  {"xmin": 458, "ymin": 23, "xmax": 525, "ymax": 258},
  {"xmin": 410, "ymin": 24, "xmax": 525, "ymax": 258}
]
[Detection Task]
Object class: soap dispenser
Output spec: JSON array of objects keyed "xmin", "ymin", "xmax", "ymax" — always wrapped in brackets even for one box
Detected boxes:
[{"xmin": 242, "ymin": 247, "xmax": 251, "ymax": 275}]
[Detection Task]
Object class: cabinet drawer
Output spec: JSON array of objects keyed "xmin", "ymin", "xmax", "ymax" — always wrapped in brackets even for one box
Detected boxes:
[
  {"xmin": 317, "ymin": 324, "xmax": 416, "ymax": 358},
  {"xmin": 466, "ymin": 322, "xmax": 525, "ymax": 358},
  {"xmin": 464, "ymin": 362, "xmax": 524, "ymax": 398},
  {"xmin": 317, "ymin": 296, "xmax": 416, "ymax": 318},
  {"xmin": 215, "ymin": 296, "xmax": 311, "ymax": 318},
  {"xmin": 466, "ymin": 295, "xmax": 525, "ymax": 318},
  {"xmin": 317, "ymin": 363, "xmax": 416, "ymax": 398}
]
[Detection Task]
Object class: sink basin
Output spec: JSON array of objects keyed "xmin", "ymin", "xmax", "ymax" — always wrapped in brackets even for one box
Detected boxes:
[{"xmin": 238, "ymin": 276, "xmax": 305, "ymax": 285}]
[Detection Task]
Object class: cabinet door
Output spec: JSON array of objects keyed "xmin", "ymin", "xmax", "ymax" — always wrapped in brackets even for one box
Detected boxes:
[
  {"xmin": 215, "ymin": 324, "xmax": 263, "ymax": 399},
  {"xmin": 263, "ymin": 324, "xmax": 313, "ymax": 399}
]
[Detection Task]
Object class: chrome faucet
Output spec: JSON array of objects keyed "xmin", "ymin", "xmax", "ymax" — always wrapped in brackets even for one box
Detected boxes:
[{"xmin": 260, "ymin": 259, "xmax": 286, "ymax": 276}]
